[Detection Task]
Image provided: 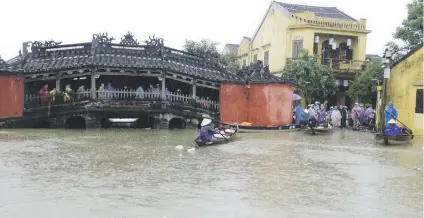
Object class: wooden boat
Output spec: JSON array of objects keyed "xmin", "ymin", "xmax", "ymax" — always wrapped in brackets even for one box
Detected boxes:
[
  {"xmin": 227, "ymin": 124, "xmax": 300, "ymax": 133},
  {"xmin": 305, "ymin": 124, "xmax": 333, "ymax": 135},
  {"xmin": 194, "ymin": 128, "xmax": 239, "ymax": 146},
  {"xmin": 374, "ymin": 132, "xmax": 414, "ymax": 145}
]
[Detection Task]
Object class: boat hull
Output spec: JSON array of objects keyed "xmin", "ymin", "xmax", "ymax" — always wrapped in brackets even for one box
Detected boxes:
[
  {"xmin": 375, "ymin": 133, "xmax": 414, "ymax": 145},
  {"xmin": 228, "ymin": 124, "xmax": 300, "ymax": 133},
  {"xmin": 195, "ymin": 128, "xmax": 238, "ymax": 146}
]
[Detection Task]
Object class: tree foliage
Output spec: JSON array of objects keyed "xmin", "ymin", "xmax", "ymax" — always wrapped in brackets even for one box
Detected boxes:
[
  {"xmin": 183, "ymin": 39, "xmax": 240, "ymax": 73},
  {"xmin": 386, "ymin": 0, "xmax": 423, "ymax": 61},
  {"xmin": 183, "ymin": 39, "xmax": 220, "ymax": 59},
  {"xmin": 282, "ymin": 50, "xmax": 337, "ymax": 104},
  {"xmin": 219, "ymin": 52, "xmax": 240, "ymax": 73},
  {"xmin": 347, "ymin": 61, "xmax": 383, "ymax": 104}
]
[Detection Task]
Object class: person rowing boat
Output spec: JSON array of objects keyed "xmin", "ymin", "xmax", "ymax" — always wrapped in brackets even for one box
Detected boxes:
[{"xmin": 198, "ymin": 118, "xmax": 229, "ymax": 145}]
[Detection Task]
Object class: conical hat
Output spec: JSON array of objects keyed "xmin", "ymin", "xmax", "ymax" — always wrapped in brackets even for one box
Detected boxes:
[{"xmin": 201, "ymin": 118, "xmax": 212, "ymax": 126}]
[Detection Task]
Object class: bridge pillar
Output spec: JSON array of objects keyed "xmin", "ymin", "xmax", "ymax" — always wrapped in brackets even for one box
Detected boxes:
[
  {"xmin": 91, "ymin": 72, "xmax": 96, "ymax": 99},
  {"xmin": 192, "ymin": 83, "xmax": 196, "ymax": 99},
  {"xmin": 55, "ymin": 75, "xmax": 61, "ymax": 93}
]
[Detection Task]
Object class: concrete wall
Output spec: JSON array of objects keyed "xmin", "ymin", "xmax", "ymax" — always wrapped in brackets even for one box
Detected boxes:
[
  {"xmin": 0, "ymin": 75, "xmax": 24, "ymax": 119},
  {"xmin": 387, "ymin": 47, "xmax": 423, "ymax": 135},
  {"xmin": 220, "ymin": 83, "xmax": 294, "ymax": 126}
]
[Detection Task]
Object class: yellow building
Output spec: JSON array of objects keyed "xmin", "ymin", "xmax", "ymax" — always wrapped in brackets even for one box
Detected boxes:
[
  {"xmin": 236, "ymin": 1, "xmax": 371, "ymax": 106},
  {"xmin": 384, "ymin": 45, "xmax": 423, "ymax": 135}
]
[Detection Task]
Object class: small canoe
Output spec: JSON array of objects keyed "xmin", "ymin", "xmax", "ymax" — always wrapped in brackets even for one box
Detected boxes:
[
  {"xmin": 306, "ymin": 125, "xmax": 333, "ymax": 135},
  {"xmin": 194, "ymin": 128, "xmax": 238, "ymax": 146},
  {"xmin": 375, "ymin": 132, "xmax": 414, "ymax": 145},
  {"xmin": 227, "ymin": 124, "xmax": 300, "ymax": 133}
]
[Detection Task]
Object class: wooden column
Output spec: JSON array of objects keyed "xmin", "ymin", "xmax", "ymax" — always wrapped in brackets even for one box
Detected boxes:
[
  {"xmin": 91, "ymin": 72, "xmax": 96, "ymax": 99},
  {"xmin": 55, "ymin": 74, "xmax": 61, "ymax": 93},
  {"xmin": 192, "ymin": 80, "xmax": 197, "ymax": 99},
  {"xmin": 161, "ymin": 75, "xmax": 166, "ymax": 100}
]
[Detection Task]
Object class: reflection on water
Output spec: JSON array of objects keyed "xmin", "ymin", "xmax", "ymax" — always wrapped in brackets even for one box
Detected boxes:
[{"xmin": 0, "ymin": 129, "xmax": 422, "ymax": 218}]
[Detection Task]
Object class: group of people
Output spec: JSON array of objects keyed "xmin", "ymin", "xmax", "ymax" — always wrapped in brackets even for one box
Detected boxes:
[
  {"xmin": 294, "ymin": 101, "xmax": 334, "ymax": 128},
  {"xmin": 294, "ymin": 101, "xmax": 377, "ymax": 129},
  {"xmin": 38, "ymin": 84, "xmax": 81, "ymax": 104}
]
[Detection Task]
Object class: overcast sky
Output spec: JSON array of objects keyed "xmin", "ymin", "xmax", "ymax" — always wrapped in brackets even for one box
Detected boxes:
[{"xmin": 0, "ymin": 0, "xmax": 410, "ymax": 60}]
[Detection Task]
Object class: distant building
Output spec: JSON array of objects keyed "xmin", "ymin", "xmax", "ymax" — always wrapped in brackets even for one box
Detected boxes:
[
  {"xmin": 366, "ymin": 54, "xmax": 382, "ymax": 62},
  {"xmin": 236, "ymin": 1, "xmax": 371, "ymax": 107},
  {"xmin": 222, "ymin": 43, "xmax": 239, "ymax": 55}
]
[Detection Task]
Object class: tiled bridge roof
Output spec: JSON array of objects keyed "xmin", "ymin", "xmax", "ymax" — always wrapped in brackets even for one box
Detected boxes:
[{"xmin": 3, "ymin": 32, "xmax": 290, "ymax": 84}]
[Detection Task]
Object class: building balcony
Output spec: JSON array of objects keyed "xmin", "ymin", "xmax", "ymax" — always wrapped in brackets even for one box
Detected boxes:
[
  {"xmin": 286, "ymin": 57, "xmax": 366, "ymax": 73},
  {"xmin": 288, "ymin": 13, "xmax": 370, "ymax": 33}
]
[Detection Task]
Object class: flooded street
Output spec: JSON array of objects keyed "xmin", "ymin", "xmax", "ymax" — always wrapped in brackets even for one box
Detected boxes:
[{"xmin": 0, "ymin": 129, "xmax": 422, "ymax": 218}]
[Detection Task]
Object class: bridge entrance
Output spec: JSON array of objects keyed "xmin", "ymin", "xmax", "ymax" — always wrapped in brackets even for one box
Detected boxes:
[
  {"xmin": 169, "ymin": 118, "xmax": 186, "ymax": 129},
  {"xmin": 65, "ymin": 116, "xmax": 86, "ymax": 129}
]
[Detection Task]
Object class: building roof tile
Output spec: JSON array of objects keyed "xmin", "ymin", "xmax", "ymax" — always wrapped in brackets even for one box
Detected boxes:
[
  {"xmin": 1, "ymin": 33, "xmax": 290, "ymax": 85},
  {"xmin": 277, "ymin": 2, "xmax": 357, "ymax": 22}
]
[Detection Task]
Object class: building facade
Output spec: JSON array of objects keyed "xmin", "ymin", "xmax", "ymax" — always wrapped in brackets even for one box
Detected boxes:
[
  {"xmin": 386, "ymin": 45, "xmax": 423, "ymax": 135},
  {"xmin": 235, "ymin": 1, "xmax": 371, "ymax": 106},
  {"xmin": 222, "ymin": 43, "xmax": 239, "ymax": 55}
]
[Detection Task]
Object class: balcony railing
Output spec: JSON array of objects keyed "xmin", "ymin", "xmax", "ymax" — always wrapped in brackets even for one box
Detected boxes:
[
  {"xmin": 24, "ymin": 89, "xmax": 219, "ymax": 112},
  {"xmin": 286, "ymin": 57, "xmax": 366, "ymax": 73}
]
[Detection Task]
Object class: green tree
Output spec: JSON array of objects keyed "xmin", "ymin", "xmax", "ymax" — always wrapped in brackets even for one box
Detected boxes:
[
  {"xmin": 386, "ymin": 0, "xmax": 423, "ymax": 60},
  {"xmin": 183, "ymin": 39, "xmax": 220, "ymax": 59},
  {"xmin": 219, "ymin": 52, "xmax": 240, "ymax": 73},
  {"xmin": 283, "ymin": 50, "xmax": 337, "ymax": 104},
  {"xmin": 183, "ymin": 39, "xmax": 240, "ymax": 73},
  {"xmin": 347, "ymin": 61, "xmax": 383, "ymax": 104}
]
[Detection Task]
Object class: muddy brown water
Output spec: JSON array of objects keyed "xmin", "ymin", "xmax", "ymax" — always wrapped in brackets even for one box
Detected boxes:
[{"xmin": 0, "ymin": 129, "xmax": 422, "ymax": 218}]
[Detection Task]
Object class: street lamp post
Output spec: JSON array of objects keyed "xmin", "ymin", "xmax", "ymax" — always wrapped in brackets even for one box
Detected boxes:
[{"xmin": 379, "ymin": 48, "xmax": 392, "ymax": 132}]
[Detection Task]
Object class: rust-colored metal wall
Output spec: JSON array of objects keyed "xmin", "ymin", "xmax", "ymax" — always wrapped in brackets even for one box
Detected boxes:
[
  {"xmin": 0, "ymin": 75, "xmax": 24, "ymax": 119},
  {"xmin": 219, "ymin": 84, "xmax": 248, "ymax": 124},
  {"xmin": 220, "ymin": 83, "xmax": 294, "ymax": 126},
  {"xmin": 247, "ymin": 84, "xmax": 294, "ymax": 126}
]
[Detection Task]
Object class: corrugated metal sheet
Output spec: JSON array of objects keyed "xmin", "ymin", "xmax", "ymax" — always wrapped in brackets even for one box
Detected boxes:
[
  {"xmin": 220, "ymin": 83, "xmax": 294, "ymax": 126},
  {"xmin": 0, "ymin": 75, "xmax": 24, "ymax": 119}
]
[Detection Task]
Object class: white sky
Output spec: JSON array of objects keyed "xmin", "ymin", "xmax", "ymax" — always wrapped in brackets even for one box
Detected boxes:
[{"xmin": 0, "ymin": 0, "xmax": 411, "ymax": 60}]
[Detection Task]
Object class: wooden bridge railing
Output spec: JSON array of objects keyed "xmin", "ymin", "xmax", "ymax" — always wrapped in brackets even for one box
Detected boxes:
[{"xmin": 24, "ymin": 89, "xmax": 219, "ymax": 112}]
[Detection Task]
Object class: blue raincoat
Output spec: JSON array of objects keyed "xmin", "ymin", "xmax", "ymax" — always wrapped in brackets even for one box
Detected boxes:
[
  {"xmin": 295, "ymin": 105, "xmax": 304, "ymax": 125},
  {"xmin": 385, "ymin": 124, "xmax": 403, "ymax": 136},
  {"xmin": 384, "ymin": 102, "xmax": 398, "ymax": 125}
]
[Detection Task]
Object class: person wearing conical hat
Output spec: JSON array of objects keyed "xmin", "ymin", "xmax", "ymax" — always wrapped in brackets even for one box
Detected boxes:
[
  {"xmin": 199, "ymin": 118, "xmax": 219, "ymax": 144},
  {"xmin": 384, "ymin": 119, "xmax": 403, "ymax": 136}
]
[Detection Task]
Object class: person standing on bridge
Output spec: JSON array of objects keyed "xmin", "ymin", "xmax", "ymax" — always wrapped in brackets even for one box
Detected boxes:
[
  {"xmin": 136, "ymin": 85, "xmax": 144, "ymax": 99},
  {"xmin": 39, "ymin": 85, "xmax": 49, "ymax": 104},
  {"xmin": 97, "ymin": 83, "xmax": 105, "ymax": 99}
]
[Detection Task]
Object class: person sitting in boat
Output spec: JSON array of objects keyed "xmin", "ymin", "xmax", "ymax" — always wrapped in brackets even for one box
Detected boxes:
[
  {"xmin": 199, "ymin": 118, "xmax": 219, "ymax": 143},
  {"xmin": 384, "ymin": 119, "xmax": 403, "ymax": 136},
  {"xmin": 384, "ymin": 101, "xmax": 398, "ymax": 126}
]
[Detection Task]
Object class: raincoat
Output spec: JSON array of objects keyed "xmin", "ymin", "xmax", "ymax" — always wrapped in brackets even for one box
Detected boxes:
[
  {"xmin": 317, "ymin": 108, "xmax": 326, "ymax": 123},
  {"xmin": 106, "ymin": 83, "xmax": 115, "ymax": 99},
  {"xmin": 136, "ymin": 86, "xmax": 144, "ymax": 99},
  {"xmin": 384, "ymin": 102, "xmax": 398, "ymax": 125},
  {"xmin": 364, "ymin": 107, "xmax": 373, "ymax": 124},
  {"xmin": 295, "ymin": 105, "xmax": 304, "ymax": 125},
  {"xmin": 64, "ymin": 85, "xmax": 72, "ymax": 102},
  {"xmin": 39, "ymin": 87, "xmax": 49, "ymax": 103},
  {"xmin": 199, "ymin": 125, "xmax": 218, "ymax": 142},
  {"xmin": 385, "ymin": 124, "xmax": 403, "ymax": 136},
  {"xmin": 98, "ymin": 84, "xmax": 105, "ymax": 99},
  {"xmin": 330, "ymin": 108, "xmax": 342, "ymax": 127}
]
